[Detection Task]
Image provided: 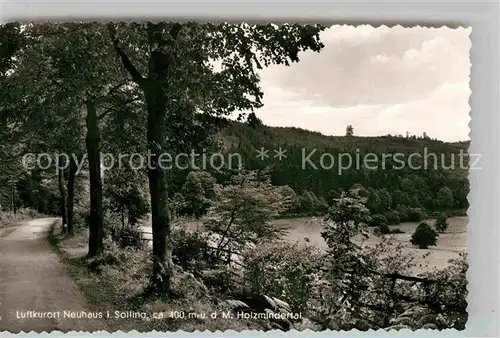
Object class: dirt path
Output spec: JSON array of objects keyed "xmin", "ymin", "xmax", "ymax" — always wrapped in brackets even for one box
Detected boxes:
[{"xmin": 0, "ymin": 218, "xmax": 107, "ymax": 333}]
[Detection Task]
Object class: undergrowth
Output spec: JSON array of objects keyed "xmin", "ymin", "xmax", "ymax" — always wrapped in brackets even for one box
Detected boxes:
[{"xmin": 48, "ymin": 222, "xmax": 267, "ymax": 332}]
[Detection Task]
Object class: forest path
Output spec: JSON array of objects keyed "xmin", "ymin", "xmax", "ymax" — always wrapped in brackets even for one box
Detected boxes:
[{"xmin": 0, "ymin": 218, "xmax": 107, "ymax": 333}]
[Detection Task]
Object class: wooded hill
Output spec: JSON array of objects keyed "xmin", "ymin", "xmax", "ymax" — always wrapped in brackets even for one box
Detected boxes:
[{"xmin": 167, "ymin": 121, "xmax": 470, "ymax": 216}]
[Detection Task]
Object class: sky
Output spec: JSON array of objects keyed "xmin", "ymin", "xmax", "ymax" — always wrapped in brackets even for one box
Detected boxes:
[{"xmin": 251, "ymin": 25, "xmax": 471, "ymax": 142}]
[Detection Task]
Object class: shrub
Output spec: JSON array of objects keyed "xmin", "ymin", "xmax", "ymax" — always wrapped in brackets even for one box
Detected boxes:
[
  {"xmin": 419, "ymin": 253, "xmax": 468, "ymax": 329},
  {"xmin": 375, "ymin": 223, "xmax": 404, "ymax": 236},
  {"xmin": 450, "ymin": 209, "xmax": 468, "ymax": 217},
  {"xmin": 18, "ymin": 207, "xmax": 40, "ymax": 218},
  {"xmin": 91, "ymin": 239, "xmax": 152, "ymax": 296},
  {"xmin": 171, "ymin": 225, "xmax": 217, "ymax": 272},
  {"xmin": 407, "ymin": 208, "xmax": 425, "ymax": 222},
  {"xmin": 73, "ymin": 208, "xmax": 90, "ymax": 232},
  {"xmin": 378, "ymin": 223, "xmax": 391, "ymax": 235},
  {"xmin": 119, "ymin": 226, "xmax": 144, "ymax": 249},
  {"xmin": 242, "ymin": 241, "xmax": 323, "ymax": 314},
  {"xmin": 390, "ymin": 228, "xmax": 405, "ymax": 234},
  {"xmin": 410, "ymin": 222, "xmax": 438, "ymax": 249},
  {"xmin": 435, "ymin": 213, "xmax": 448, "ymax": 233},
  {"xmin": 385, "ymin": 211, "xmax": 400, "ymax": 225},
  {"xmin": 368, "ymin": 214, "xmax": 387, "ymax": 227},
  {"xmin": 395, "ymin": 205, "xmax": 425, "ymax": 223},
  {"xmin": 395, "ymin": 204, "xmax": 409, "ymax": 221}
]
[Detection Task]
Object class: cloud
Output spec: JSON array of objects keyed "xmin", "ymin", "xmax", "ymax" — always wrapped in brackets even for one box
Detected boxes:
[{"xmin": 252, "ymin": 25, "xmax": 471, "ymax": 141}]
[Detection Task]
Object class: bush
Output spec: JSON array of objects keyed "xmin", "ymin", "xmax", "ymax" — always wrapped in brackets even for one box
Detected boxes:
[
  {"xmin": 119, "ymin": 226, "xmax": 144, "ymax": 248},
  {"xmin": 390, "ymin": 228, "xmax": 405, "ymax": 234},
  {"xmin": 378, "ymin": 223, "xmax": 391, "ymax": 235},
  {"xmin": 385, "ymin": 211, "xmax": 400, "ymax": 225},
  {"xmin": 410, "ymin": 222, "xmax": 438, "ymax": 249},
  {"xmin": 450, "ymin": 209, "xmax": 468, "ymax": 217},
  {"xmin": 407, "ymin": 208, "xmax": 425, "ymax": 222},
  {"xmin": 395, "ymin": 205, "xmax": 426, "ymax": 223},
  {"xmin": 395, "ymin": 205, "xmax": 409, "ymax": 221},
  {"xmin": 242, "ymin": 241, "xmax": 323, "ymax": 314},
  {"xmin": 368, "ymin": 214, "xmax": 387, "ymax": 227},
  {"xmin": 419, "ymin": 254, "xmax": 468, "ymax": 329},
  {"xmin": 435, "ymin": 213, "xmax": 448, "ymax": 233},
  {"xmin": 90, "ymin": 238, "xmax": 152, "ymax": 296},
  {"xmin": 18, "ymin": 207, "xmax": 40, "ymax": 218},
  {"xmin": 171, "ymin": 226, "xmax": 217, "ymax": 272},
  {"xmin": 73, "ymin": 208, "xmax": 90, "ymax": 232},
  {"xmin": 375, "ymin": 223, "xmax": 405, "ymax": 236}
]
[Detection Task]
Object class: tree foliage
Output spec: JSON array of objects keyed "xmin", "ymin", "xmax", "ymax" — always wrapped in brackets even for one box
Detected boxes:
[
  {"xmin": 203, "ymin": 170, "xmax": 291, "ymax": 259},
  {"xmin": 435, "ymin": 212, "xmax": 449, "ymax": 233},
  {"xmin": 345, "ymin": 125, "xmax": 354, "ymax": 137},
  {"xmin": 411, "ymin": 222, "xmax": 439, "ymax": 249}
]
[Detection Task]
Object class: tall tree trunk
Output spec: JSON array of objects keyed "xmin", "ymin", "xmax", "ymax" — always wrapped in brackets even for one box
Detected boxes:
[
  {"xmin": 85, "ymin": 100, "xmax": 104, "ymax": 257},
  {"xmin": 121, "ymin": 205, "xmax": 125, "ymax": 229},
  {"xmin": 57, "ymin": 168, "xmax": 67, "ymax": 232},
  {"xmin": 108, "ymin": 22, "xmax": 180, "ymax": 295},
  {"xmin": 66, "ymin": 156, "xmax": 78, "ymax": 236},
  {"xmin": 145, "ymin": 84, "xmax": 173, "ymax": 295},
  {"xmin": 11, "ymin": 184, "xmax": 16, "ymax": 214}
]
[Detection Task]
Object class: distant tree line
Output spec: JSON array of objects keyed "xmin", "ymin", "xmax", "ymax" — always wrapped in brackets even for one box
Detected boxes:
[{"xmin": 165, "ymin": 122, "xmax": 469, "ymax": 221}]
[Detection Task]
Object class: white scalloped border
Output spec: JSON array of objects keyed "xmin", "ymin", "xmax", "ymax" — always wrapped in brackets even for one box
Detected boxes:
[{"xmin": 0, "ymin": 17, "xmax": 481, "ymax": 337}]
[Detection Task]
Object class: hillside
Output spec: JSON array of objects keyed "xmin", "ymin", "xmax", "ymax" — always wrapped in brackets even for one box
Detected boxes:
[
  {"xmin": 222, "ymin": 122, "xmax": 469, "ymax": 156},
  {"xmin": 213, "ymin": 122, "xmax": 469, "ymax": 214}
]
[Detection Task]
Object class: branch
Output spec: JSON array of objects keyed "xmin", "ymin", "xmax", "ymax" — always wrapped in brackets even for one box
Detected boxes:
[
  {"xmin": 215, "ymin": 207, "xmax": 237, "ymax": 254},
  {"xmin": 97, "ymin": 96, "xmax": 141, "ymax": 120},
  {"xmin": 107, "ymin": 23, "xmax": 145, "ymax": 86},
  {"xmin": 95, "ymin": 80, "xmax": 130, "ymax": 103}
]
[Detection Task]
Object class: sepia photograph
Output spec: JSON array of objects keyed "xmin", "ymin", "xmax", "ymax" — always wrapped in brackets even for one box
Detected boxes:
[{"xmin": 0, "ymin": 21, "xmax": 470, "ymax": 333}]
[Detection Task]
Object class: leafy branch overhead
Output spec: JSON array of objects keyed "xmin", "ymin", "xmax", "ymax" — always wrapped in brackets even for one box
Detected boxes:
[{"xmin": 107, "ymin": 22, "xmax": 326, "ymax": 116}]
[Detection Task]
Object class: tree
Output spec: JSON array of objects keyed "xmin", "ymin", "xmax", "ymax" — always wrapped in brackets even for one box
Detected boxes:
[
  {"xmin": 297, "ymin": 190, "xmax": 318, "ymax": 213},
  {"xmin": 392, "ymin": 189, "xmax": 410, "ymax": 208},
  {"xmin": 407, "ymin": 208, "xmax": 425, "ymax": 222},
  {"xmin": 277, "ymin": 185, "xmax": 297, "ymax": 209},
  {"xmin": 368, "ymin": 214, "xmax": 387, "ymax": 227},
  {"xmin": 247, "ymin": 112, "xmax": 262, "ymax": 128},
  {"xmin": 410, "ymin": 196, "xmax": 421, "ymax": 208},
  {"xmin": 320, "ymin": 192, "xmax": 373, "ymax": 325},
  {"xmin": 1, "ymin": 23, "xmax": 87, "ymax": 228},
  {"xmin": 378, "ymin": 223, "xmax": 391, "ymax": 235},
  {"xmin": 326, "ymin": 189, "xmax": 341, "ymax": 205},
  {"xmin": 435, "ymin": 212, "xmax": 448, "ymax": 233},
  {"xmin": 176, "ymin": 171, "xmax": 217, "ymax": 218},
  {"xmin": 103, "ymin": 166, "xmax": 149, "ymax": 230},
  {"xmin": 59, "ymin": 25, "xmax": 133, "ymax": 257},
  {"xmin": 203, "ymin": 170, "xmax": 291, "ymax": 259},
  {"xmin": 6, "ymin": 22, "xmax": 141, "ymax": 253},
  {"xmin": 181, "ymin": 171, "xmax": 216, "ymax": 218},
  {"xmin": 385, "ymin": 210, "xmax": 400, "ymax": 225},
  {"xmin": 66, "ymin": 154, "xmax": 83, "ymax": 235},
  {"xmin": 57, "ymin": 167, "xmax": 68, "ymax": 231},
  {"xmin": 366, "ymin": 188, "xmax": 381, "ymax": 213},
  {"xmin": 377, "ymin": 188, "xmax": 392, "ymax": 211},
  {"xmin": 345, "ymin": 125, "xmax": 354, "ymax": 137},
  {"xmin": 350, "ymin": 184, "xmax": 369, "ymax": 199},
  {"xmin": 0, "ymin": 22, "xmax": 26, "ymax": 75},
  {"xmin": 107, "ymin": 21, "xmax": 325, "ymax": 294},
  {"xmin": 437, "ymin": 187, "xmax": 454, "ymax": 210},
  {"xmin": 410, "ymin": 222, "xmax": 438, "ymax": 249},
  {"xmin": 401, "ymin": 177, "xmax": 416, "ymax": 196}
]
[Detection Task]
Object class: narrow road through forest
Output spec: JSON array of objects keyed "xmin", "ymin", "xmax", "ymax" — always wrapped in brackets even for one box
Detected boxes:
[{"xmin": 0, "ymin": 218, "xmax": 107, "ymax": 332}]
